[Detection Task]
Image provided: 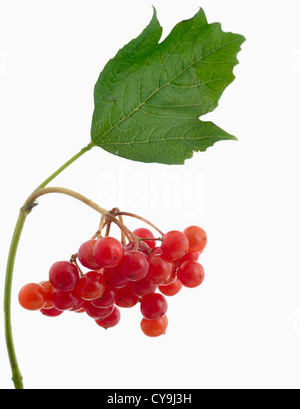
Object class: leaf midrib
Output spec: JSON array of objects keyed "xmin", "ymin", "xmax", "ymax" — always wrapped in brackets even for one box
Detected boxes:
[{"xmin": 92, "ymin": 36, "xmax": 241, "ymax": 145}]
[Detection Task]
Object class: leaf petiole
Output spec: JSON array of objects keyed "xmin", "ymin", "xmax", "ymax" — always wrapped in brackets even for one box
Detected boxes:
[{"xmin": 33, "ymin": 143, "xmax": 94, "ymax": 193}]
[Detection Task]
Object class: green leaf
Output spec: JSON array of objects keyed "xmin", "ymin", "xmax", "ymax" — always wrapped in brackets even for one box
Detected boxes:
[{"xmin": 91, "ymin": 8, "xmax": 245, "ymax": 165}]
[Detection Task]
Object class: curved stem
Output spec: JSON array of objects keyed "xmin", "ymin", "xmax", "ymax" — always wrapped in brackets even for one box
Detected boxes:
[
  {"xmin": 114, "ymin": 211, "xmax": 164, "ymax": 236},
  {"xmin": 25, "ymin": 187, "xmax": 107, "ymax": 216},
  {"xmin": 4, "ymin": 210, "xmax": 26, "ymax": 389},
  {"xmin": 113, "ymin": 208, "xmax": 126, "ymax": 246},
  {"xmin": 110, "ymin": 218, "xmax": 134, "ymax": 242},
  {"xmin": 4, "ymin": 144, "xmax": 94, "ymax": 389}
]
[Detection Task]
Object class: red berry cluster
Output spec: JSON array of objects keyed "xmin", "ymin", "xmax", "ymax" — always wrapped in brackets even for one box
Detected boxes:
[{"xmin": 18, "ymin": 225, "xmax": 207, "ymax": 337}]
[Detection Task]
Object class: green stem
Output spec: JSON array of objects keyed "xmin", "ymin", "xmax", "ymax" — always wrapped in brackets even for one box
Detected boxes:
[
  {"xmin": 4, "ymin": 143, "xmax": 94, "ymax": 389},
  {"xmin": 4, "ymin": 210, "xmax": 26, "ymax": 389},
  {"xmin": 34, "ymin": 142, "xmax": 94, "ymax": 192},
  {"xmin": 25, "ymin": 186, "xmax": 107, "ymax": 215}
]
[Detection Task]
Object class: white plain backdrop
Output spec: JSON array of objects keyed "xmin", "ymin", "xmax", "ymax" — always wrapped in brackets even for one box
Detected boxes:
[{"xmin": 1, "ymin": 0, "xmax": 300, "ymax": 389}]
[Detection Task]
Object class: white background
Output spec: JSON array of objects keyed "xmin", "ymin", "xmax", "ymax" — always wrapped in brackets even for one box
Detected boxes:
[{"xmin": 1, "ymin": 0, "xmax": 300, "ymax": 389}]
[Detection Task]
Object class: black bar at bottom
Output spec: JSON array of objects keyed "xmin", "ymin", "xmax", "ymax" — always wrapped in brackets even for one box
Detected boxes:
[{"xmin": 93, "ymin": 390, "xmax": 199, "ymax": 406}]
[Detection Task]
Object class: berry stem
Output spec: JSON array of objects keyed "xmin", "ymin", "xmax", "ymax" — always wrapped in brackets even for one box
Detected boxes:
[
  {"xmin": 112, "ymin": 208, "xmax": 126, "ymax": 246},
  {"xmin": 111, "ymin": 218, "xmax": 134, "ymax": 242},
  {"xmin": 70, "ymin": 254, "xmax": 84, "ymax": 276},
  {"xmin": 105, "ymin": 220, "xmax": 112, "ymax": 237},
  {"xmin": 4, "ymin": 210, "xmax": 26, "ymax": 390},
  {"xmin": 114, "ymin": 211, "xmax": 164, "ymax": 236},
  {"xmin": 91, "ymin": 230, "xmax": 101, "ymax": 240},
  {"xmin": 4, "ymin": 143, "xmax": 94, "ymax": 389},
  {"xmin": 24, "ymin": 186, "xmax": 108, "ymax": 216},
  {"xmin": 98, "ymin": 214, "xmax": 106, "ymax": 236},
  {"xmin": 138, "ymin": 237, "xmax": 162, "ymax": 242}
]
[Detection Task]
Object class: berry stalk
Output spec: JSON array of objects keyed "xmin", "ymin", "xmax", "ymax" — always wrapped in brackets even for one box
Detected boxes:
[
  {"xmin": 4, "ymin": 210, "xmax": 26, "ymax": 390},
  {"xmin": 25, "ymin": 187, "xmax": 108, "ymax": 216},
  {"xmin": 4, "ymin": 143, "xmax": 94, "ymax": 389}
]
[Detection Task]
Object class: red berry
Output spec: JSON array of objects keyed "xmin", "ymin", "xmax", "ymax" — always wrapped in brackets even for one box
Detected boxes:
[
  {"xmin": 69, "ymin": 296, "xmax": 85, "ymax": 312},
  {"xmin": 119, "ymin": 251, "xmax": 149, "ymax": 281},
  {"xmin": 74, "ymin": 307, "xmax": 85, "ymax": 313},
  {"xmin": 103, "ymin": 266, "xmax": 130, "ymax": 288},
  {"xmin": 49, "ymin": 261, "xmax": 79, "ymax": 292},
  {"xmin": 115, "ymin": 286, "xmax": 139, "ymax": 308},
  {"xmin": 159, "ymin": 278, "xmax": 182, "ymax": 296},
  {"xmin": 74, "ymin": 270, "xmax": 106, "ymax": 300},
  {"xmin": 95, "ymin": 306, "xmax": 121, "ymax": 329},
  {"xmin": 93, "ymin": 237, "xmax": 124, "ymax": 268},
  {"xmin": 131, "ymin": 278, "xmax": 158, "ymax": 298},
  {"xmin": 91, "ymin": 286, "xmax": 116, "ymax": 308},
  {"xmin": 85, "ymin": 302, "xmax": 114, "ymax": 319},
  {"xmin": 161, "ymin": 230, "xmax": 189, "ymax": 260},
  {"xmin": 140, "ymin": 293, "xmax": 168, "ymax": 320},
  {"xmin": 159, "ymin": 264, "xmax": 177, "ymax": 286},
  {"xmin": 177, "ymin": 251, "xmax": 200, "ymax": 265},
  {"xmin": 177, "ymin": 261, "xmax": 205, "ymax": 288},
  {"xmin": 183, "ymin": 226, "xmax": 207, "ymax": 253},
  {"xmin": 146, "ymin": 254, "xmax": 173, "ymax": 284},
  {"xmin": 39, "ymin": 281, "xmax": 54, "ymax": 309},
  {"xmin": 78, "ymin": 240, "xmax": 101, "ymax": 270},
  {"xmin": 133, "ymin": 228, "xmax": 156, "ymax": 249},
  {"xmin": 51, "ymin": 289, "xmax": 77, "ymax": 311},
  {"xmin": 18, "ymin": 283, "xmax": 47, "ymax": 311},
  {"xmin": 150, "ymin": 246, "xmax": 162, "ymax": 258},
  {"xmin": 124, "ymin": 241, "xmax": 150, "ymax": 256},
  {"xmin": 40, "ymin": 307, "xmax": 64, "ymax": 317},
  {"xmin": 140, "ymin": 315, "xmax": 168, "ymax": 337}
]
